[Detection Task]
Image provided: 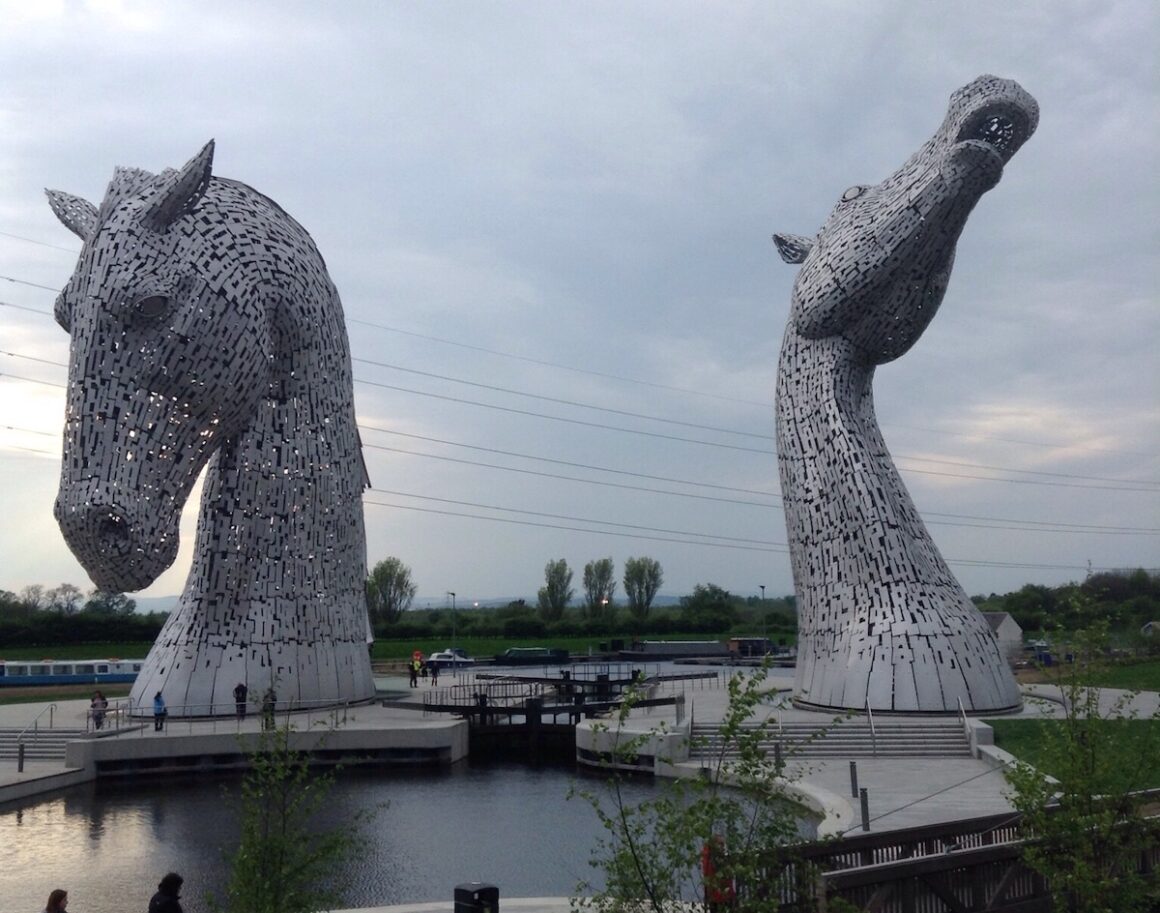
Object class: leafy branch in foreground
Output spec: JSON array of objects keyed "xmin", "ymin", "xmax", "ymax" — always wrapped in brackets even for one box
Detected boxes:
[
  {"xmin": 1004, "ymin": 620, "xmax": 1160, "ymax": 913},
  {"xmin": 571, "ymin": 666, "xmax": 823, "ymax": 912},
  {"xmin": 212, "ymin": 723, "xmax": 375, "ymax": 913}
]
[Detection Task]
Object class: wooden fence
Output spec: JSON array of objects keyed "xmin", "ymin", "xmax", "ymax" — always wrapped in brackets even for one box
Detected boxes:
[{"xmin": 751, "ymin": 810, "xmax": 1159, "ymax": 912}]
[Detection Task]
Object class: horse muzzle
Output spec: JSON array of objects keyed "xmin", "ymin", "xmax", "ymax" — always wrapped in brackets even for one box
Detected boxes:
[{"xmin": 54, "ymin": 484, "xmax": 179, "ymax": 592}]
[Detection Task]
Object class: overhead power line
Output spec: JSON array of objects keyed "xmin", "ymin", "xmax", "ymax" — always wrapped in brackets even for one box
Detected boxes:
[
  {"xmin": 360, "ymin": 496, "xmax": 1121, "ymax": 574},
  {"xmin": 4, "ymin": 281, "xmax": 1156, "ymax": 462},
  {"xmin": 0, "ymin": 230, "xmax": 77, "ymax": 253},
  {"xmin": 5, "ymin": 417, "xmax": 1156, "ymax": 537},
  {"xmin": 368, "ymin": 486, "xmax": 785, "ymax": 548},
  {"xmin": 0, "ymin": 274, "xmax": 59, "ymax": 293},
  {"xmin": 353, "ymin": 355, "xmax": 774, "ymax": 441},
  {"xmin": 5, "ymin": 347, "xmax": 1154, "ymax": 490},
  {"xmin": 4, "ymin": 274, "xmax": 1150, "ymax": 461},
  {"xmin": 354, "ymin": 374, "xmax": 773, "ymax": 454},
  {"xmin": 348, "ymin": 315, "xmax": 772, "ymax": 409},
  {"xmin": 363, "ymin": 496, "xmax": 785, "ymax": 554}
]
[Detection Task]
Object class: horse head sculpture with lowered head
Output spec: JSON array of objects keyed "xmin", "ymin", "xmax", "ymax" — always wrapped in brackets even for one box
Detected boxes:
[{"xmin": 49, "ymin": 141, "xmax": 376, "ymax": 715}]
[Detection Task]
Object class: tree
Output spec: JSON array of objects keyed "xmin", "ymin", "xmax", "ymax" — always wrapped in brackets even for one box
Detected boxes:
[
  {"xmin": 365, "ymin": 557, "xmax": 417, "ymax": 626},
  {"xmin": 214, "ymin": 723, "xmax": 371, "ymax": 913},
  {"xmin": 583, "ymin": 557, "xmax": 617, "ymax": 620},
  {"xmin": 46, "ymin": 583, "xmax": 83, "ymax": 615},
  {"xmin": 573, "ymin": 666, "xmax": 812, "ymax": 911},
  {"xmin": 537, "ymin": 558, "xmax": 573, "ymax": 621},
  {"xmin": 623, "ymin": 557, "xmax": 663, "ymax": 621},
  {"xmin": 19, "ymin": 584, "xmax": 47, "ymax": 612},
  {"xmin": 680, "ymin": 583, "xmax": 737, "ymax": 632},
  {"xmin": 1004, "ymin": 620, "xmax": 1160, "ymax": 913},
  {"xmin": 83, "ymin": 590, "xmax": 137, "ymax": 616}
]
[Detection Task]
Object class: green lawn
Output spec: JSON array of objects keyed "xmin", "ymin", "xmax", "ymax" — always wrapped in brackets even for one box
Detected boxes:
[
  {"xmin": 0, "ymin": 633, "xmax": 743, "ymax": 664},
  {"xmin": 0, "ymin": 684, "xmax": 132, "ymax": 705},
  {"xmin": 0, "ymin": 643, "xmax": 153, "ymax": 661},
  {"xmin": 987, "ymin": 718, "xmax": 1160, "ymax": 789},
  {"xmin": 1083, "ymin": 658, "xmax": 1160, "ymax": 691}
]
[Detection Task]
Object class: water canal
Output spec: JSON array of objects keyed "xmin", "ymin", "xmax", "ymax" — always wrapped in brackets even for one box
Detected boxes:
[
  {"xmin": 2, "ymin": 762, "xmax": 659, "ymax": 911},
  {"xmin": 1, "ymin": 664, "xmax": 814, "ymax": 910}
]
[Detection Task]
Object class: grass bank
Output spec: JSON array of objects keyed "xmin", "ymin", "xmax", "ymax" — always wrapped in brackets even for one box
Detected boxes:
[
  {"xmin": 1016, "ymin": 656, "xmax": 1160, "ymax": 691},
  {"xmin": 987, "ymin": 718, "xmax": 1160, "ymax": 789},
  {"xmin": 0, "ymin": 632, "xmax": 746, "ymax": 665}
]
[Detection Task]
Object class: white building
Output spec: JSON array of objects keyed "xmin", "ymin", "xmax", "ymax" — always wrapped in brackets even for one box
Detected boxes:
[{"xmin": 982, "ymin": 612, "xmax": 1024, "ymax": 666}]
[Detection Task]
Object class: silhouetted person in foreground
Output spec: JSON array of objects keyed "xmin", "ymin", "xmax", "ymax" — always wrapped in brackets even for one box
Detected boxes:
[
  {"xmin": 44, "ymin": 888, "xmax": 68, "ymax": 913},
  {"xmin": 148, "ymin": 872, "xmax": 184, "ymax": 913}
]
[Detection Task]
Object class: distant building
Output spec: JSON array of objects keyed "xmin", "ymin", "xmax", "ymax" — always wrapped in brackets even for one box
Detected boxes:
[{"xmin": 982, "ymin": 612, "xmax": 1024, "ymax": 665}]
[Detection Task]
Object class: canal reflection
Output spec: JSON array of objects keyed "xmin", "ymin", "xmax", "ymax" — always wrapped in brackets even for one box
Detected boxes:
[
  {"xmin": 2, "ymin": 759, "xmax": 816, "ymax": 912},
  {"xmin": 1, "ymin": 763, "xmax": 666, "ymax": 912}
]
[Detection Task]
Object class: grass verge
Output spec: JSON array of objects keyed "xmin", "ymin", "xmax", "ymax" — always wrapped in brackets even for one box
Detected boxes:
[{"xmin": 987, "ymin": 717, "xmax": 1160, "ymax": 789}]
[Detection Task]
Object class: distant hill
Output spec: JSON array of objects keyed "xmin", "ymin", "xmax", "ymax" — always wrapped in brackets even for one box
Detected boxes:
[{"xmin": 133, "ymin": 595, "xmax": 179, "ymax": 615}]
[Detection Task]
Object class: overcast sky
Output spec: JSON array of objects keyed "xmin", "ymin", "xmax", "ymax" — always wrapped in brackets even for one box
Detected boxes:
[{"xmin": 0, "ymin": 1, "xmax": 1156, "ymax": 608}]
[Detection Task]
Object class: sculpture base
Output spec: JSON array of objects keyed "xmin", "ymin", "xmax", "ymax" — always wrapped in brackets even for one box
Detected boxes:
[{"xmin": 791, "ymin": 697, "xmax": 1023, "ymax": 717}]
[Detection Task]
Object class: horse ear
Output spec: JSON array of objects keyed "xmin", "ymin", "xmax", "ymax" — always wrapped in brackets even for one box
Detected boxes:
[
  {"xmin": 45, "ymin": 189, "xmax": 98, "ymax": 241},
  {"xmin": 773, "ymin": 232, "xmax": 814, "ymax": 264},
  {"xmin": 141, "ymin": 140, "xmax": 215, "ymax": 232}
]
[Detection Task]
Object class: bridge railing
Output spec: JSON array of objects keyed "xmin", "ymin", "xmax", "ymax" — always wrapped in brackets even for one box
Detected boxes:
[{"xmin": 118, "ymin": 697, "xmax": 362, "ymax": 734}]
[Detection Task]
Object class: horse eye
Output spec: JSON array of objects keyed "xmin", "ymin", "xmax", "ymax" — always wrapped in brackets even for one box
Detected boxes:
[
  {"xmin": 841, "ymin": 186, "xmax": 866, "ymax": 203},
  {"xmin": 134, "ymin": 295, "xmax": 170, "ymax": 320}
]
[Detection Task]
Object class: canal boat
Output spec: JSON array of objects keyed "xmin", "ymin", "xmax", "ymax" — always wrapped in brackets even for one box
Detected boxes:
[
  {"xmin": 425, "ymin": 648, "xmax": 475, "ymax": 670},
  {"xmin": 0, "ymin": 658, "xmax": 144, "ymax": 686},
  {"xmin": 494, "ymin": 646, "xmax": 570, "ymax": 665}
]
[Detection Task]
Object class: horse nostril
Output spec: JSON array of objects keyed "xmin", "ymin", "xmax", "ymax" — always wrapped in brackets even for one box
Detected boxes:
[{"xmin": 97, "ymin": 513, "xmax": 130, "ymax": 544}]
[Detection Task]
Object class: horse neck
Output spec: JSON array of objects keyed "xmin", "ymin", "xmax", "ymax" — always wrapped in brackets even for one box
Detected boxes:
[
  {"xmin": 184, "ymin": 283, "xmax": 367, "ymax": 605},
  {"xmin": 775, "ymin": 331, "xmax": 950, "ymax": 587}
]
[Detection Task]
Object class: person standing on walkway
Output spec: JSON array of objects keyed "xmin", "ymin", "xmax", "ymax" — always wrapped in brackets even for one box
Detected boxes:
[
  {"xmin": 152, "ymin": 692, "xmax": 167, "ymax": 731},
  {"xmin": 261, "ymin": 687, "xmax": 276, "ymax": 730},
  {"xmin": 233, "ymin": 681, "xmax": 248, "ymax": 720},
  {"xmin": 44, "ymin": 888, "xmax": 68, "ymax": 913},
  {"xmin": 90, "ymin": 690, "xmax": 108, "ymax": 730},
  {"xmin": 147, "ymin": 872, "xmax": 184, "ymax": 913},
  {"xmin": 409, "ymin": 657, "xmax": 419, "ymax": 687},
  {"xmin": 430, "ymin": 661, "xmax": 439, "ymax": 686}
]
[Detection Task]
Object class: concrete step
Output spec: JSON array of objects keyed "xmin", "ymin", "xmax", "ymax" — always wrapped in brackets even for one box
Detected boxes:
[
  {"xmin": 690, "ymin": 722, "xmax": 972, "ymax": 759},
  {"xmin": 0, "ymin": 728, "xmax": 88, "ymax": 761}
]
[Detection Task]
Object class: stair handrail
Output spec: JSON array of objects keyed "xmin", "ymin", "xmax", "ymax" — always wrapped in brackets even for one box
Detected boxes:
[
  {"xmin": 865, "ymin": 700, "xmax": 877, "ymax": 757},
  {"xmin": 16, "ymin": 703, "xmax": 58, "ymax": 747},
  {"xmin": 957, "ymin": 696, "xmax": 971, "ymax": 750}
]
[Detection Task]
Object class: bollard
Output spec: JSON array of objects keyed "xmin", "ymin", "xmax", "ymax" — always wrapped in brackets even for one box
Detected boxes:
[
  {"xmin": 860, "ymin": 788, "xmax": 870, "ymax": 832},
  {"xmin": 849, "ymin": 760, "xmax": 859, "ymax": 798},
  {"xmin": 454, "ymin": 882, "xmax": 499, "ymax": 912},
  {"xmin": 17, "ymin": 741, "xmax": 25, "ymax": 773}
]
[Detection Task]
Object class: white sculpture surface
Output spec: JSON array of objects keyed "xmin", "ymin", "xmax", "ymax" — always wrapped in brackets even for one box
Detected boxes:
[
  {"xmin": 773, "ymin": 76, "xmax": 1038, "ymax": 713},
  {"xmin": 49, "ymin": 142, "xmax": 376, "ymax": 716}
]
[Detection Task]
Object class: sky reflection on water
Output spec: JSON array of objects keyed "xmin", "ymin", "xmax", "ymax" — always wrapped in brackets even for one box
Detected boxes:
[{"xmin": 0, "ymin": 762, "xmax": 663, "ymax": 912}]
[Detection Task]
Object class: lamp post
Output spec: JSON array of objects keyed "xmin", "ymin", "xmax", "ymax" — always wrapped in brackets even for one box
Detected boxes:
[
  {"xmin": 447, "ymin": 591, "xmax": 457, "ymax": 677},
  {"xmin": 759, "ymin": 585, "xmax": 767, "ymax": 652}
]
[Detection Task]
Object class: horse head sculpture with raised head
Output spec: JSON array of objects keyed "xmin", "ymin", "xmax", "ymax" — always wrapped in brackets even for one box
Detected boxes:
[
  {"xmin": 49, "ymin": 142, "xmax": 376, "ymax": 715},
  {"xmin": 772, "ymin": 76, "xmax": 1038, "ymax": 713}
]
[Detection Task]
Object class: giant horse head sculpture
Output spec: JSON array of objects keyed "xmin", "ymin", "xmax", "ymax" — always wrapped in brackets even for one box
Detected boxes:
[
  {"xmin": 772, "ymin": 77, "xmax": 1038, "ymax": 713},
  {"xmin": 49, "ymin": 142, "xmax": 376, "ymax": 714}
]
